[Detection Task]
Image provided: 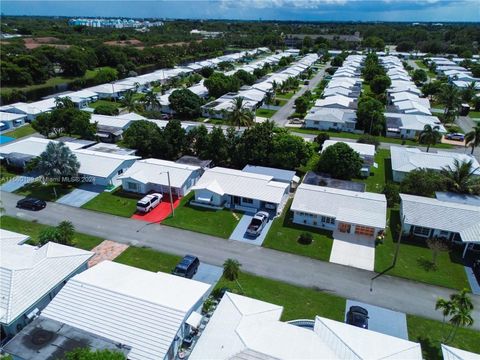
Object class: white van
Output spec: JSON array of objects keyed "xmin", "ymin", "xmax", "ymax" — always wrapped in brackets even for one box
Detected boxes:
[{"xmin": 136, "ymin": 193, "xmax": 163, "ymax": 213}]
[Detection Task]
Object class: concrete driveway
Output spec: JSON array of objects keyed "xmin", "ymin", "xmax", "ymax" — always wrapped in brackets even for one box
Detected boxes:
[
  {"xmin": 345, "ymin": 300, "xmax": 408, "ymax": 340},
  {"xmin": 229, "ymin": 213, "xmax": 274, "ymax": 246},
  {"xmin": 193, "ymin": 263, "xmax": 223, "ymax": 286},
  {"xmin": 0, "ymin": 173, "xmax": 37, "ymax": 193},
  {"xmin": 330, "ymin": 232, "xmax": 375, "ymax": 271},
  {"xmin": 56, "ymin": 184, "xmax": 104, "ymax": 207}
]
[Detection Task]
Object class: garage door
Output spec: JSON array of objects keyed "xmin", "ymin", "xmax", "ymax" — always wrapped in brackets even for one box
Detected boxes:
[{"xmin": 355, "ymin": 226, "xmax": 375, "ymax": 237}]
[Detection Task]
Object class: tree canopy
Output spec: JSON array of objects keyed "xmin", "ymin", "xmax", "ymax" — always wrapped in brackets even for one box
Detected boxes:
[
  {"xmin": 317, "ymin": 142, "xmax": 363, "ymax": 180},
  {"xmin": 168, "ymin": 88, "xmax": 203, "ymax": 119}
]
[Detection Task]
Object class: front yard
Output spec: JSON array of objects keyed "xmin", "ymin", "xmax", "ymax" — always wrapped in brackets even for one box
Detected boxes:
[
  {"xmin": 15, "ymin": 181, "xmax": 75, "ymax": 202},
  {"xmin": 162, "ymin": 193, "xmax": 241, "ymax": 238},
  {"xmin": 0, "ymin": 164, "xmax": 20, "ymax": 185},
  {"xmin": 81, "ymin": 188, "xmax": 141, "ymax": 217},
  {"xmin": 114, "ymin": 246, "xmax": 181, "ymax": 273},
  {"xmin": 255, "ymin": 108, "xmax": 277, "ymax": 118},
  {"xmin": 3, "ymin": 124, "xmax": 37, "ymax": 139},
  {"xmin": 263, "ymin": 199, "xmax": 334, "ymax": 261}
]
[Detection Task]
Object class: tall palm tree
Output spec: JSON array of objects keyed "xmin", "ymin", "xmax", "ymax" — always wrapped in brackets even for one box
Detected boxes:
[
  {"xmin": 465, "ymin": 125, "xmax": 480, "ymax": 155},
  {"xmin": 446, "ymin": 290, "xmax": 474, "ymax": 342},
  {"xmin": 265, "ymin": 91, "xmax": 275, "ymax": 106},
  {"xmin": 223, "ymin": 258, "xmax": 244, "ymax": 293},
  {"xmin": 142, "ymin": 89, "xmax": 160, "ymax": 110},
  {"xmin": 37, "ymin": 141, "xmax": 80, "ymax": 184},
  {"xmin": 435, "ymin": 297, "xmax": 455, "ymax": 335},
  {"xmin": 228, "ymin": 97, "xmax": 254, "ymax": 129},
  {"xmin": 461, "ymin": 81, "xmax": 477, "ymax": 103},
  {"xmin": 440, "ymin": 159, "xmax": 480, "ymax": 194},
  {"xmin": 436, "ymin": 84, "xmax": 461, "ymax": 123},
  {"xmin": 121, "ymin": 90, "xmax": 143, "ymax": 113},
  {"xmin": 419, "ymin": 124, "xmax": 441, "ymax": 152}
]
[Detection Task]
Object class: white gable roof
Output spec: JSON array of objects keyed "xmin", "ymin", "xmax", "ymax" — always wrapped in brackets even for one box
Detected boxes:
[
  {"xmin": 74, "ymin": 149, "xmax": 139, "ymax": 178},
  {"xmin": 322, "ymin": 140, "xmax": 375, "ymax": 157},
  {"xmin": 441, "ymin": 345, "xmax": 480, "ymax": 360},
  {"xmin": 0, "ymin": 112, "xmax": 26, "ymax": 122},
  {"xmin": 315, "ymin": 95, "xmax": 354, "ymax": 108},
  {"xmin": 41, "ymin": 261, "xmax": 210, "ymax": 360}
]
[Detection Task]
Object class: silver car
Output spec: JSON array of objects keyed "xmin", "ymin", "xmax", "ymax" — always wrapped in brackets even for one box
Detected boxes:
[{"xmin": 246, "ymin": 211, "xmax": 269, "ymax": 237}]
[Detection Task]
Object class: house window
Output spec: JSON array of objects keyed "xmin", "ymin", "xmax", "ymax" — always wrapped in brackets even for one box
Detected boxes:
[
  {"xmin": 242, "ymin": 197, "xmax": 253, "ymax": 204},
  {"xmin": 321, "ymin": 216, "xmax": 335, "ymax": 224},
  {"xmin": 117, "ymin": 169, "xmax": 124, "ymax": 175},
  {"xmin": 413, "ymin": 226, "xmax": 431, "ymax": 236},
  {"xmin": 127, "ymin": 182, "xmax": 138, "ymax": 191},
  {"xmin": 333, "ymin": 122, "xmax": 337, "ymax": 126},
  {"xmin": 314, "ymin": 121, "xmax": 319, "ymax": 125}
]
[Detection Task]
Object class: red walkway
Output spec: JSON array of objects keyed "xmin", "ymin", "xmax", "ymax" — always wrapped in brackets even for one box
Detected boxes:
[{"xmin": 131, "ymin": 198, "xmax": 181, "ymax": 223}]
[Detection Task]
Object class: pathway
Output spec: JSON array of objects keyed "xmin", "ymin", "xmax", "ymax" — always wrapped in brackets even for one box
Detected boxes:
[{"xmin": 88, "ymin": 240, "xmax": 129, "ymax": 267}]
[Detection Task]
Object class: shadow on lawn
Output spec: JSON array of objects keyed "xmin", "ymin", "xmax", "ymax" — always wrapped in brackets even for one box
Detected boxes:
[
  {"xmin": 384, "ymin": 158, "xmax": 393, "ymax": 182},
  {"xmin": 16, "ymin": 181, "xmax": 73, "ymax": 201}
]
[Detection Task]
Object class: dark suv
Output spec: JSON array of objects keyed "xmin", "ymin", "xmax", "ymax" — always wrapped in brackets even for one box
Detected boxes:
[
  {"xmin": 346, "ymin": 306, "xmax": 369, "ymax": 329},
  {"xmin": 172, "ymin": 255, "xmax": 200, "ymax": 279}
]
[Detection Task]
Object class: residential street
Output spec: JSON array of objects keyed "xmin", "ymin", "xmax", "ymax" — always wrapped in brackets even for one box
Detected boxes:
[{"xmin": 2, "ymin": 190, "xmax": 479, "ymax": 330}]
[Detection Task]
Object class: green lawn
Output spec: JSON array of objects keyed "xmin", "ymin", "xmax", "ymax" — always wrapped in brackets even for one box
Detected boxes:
[
  {"xmin": 375, "ymin": 209, "xmax": 470, "ymax": 290},
  {"xmin": 362, "ymin": 83, "xmax": 372, "ymax": 96},
  {"xmin": 0, "ymin": 165, "xmax": 20, "ymax": 185},
  {"xmin": 162, "ymin": 193, "xmax": 241, "ymax": 239},
  {"xmin": 297, "ymin": 151, "xmax": 320, "ymax": 175},
  {"xmin": 256, "ymin": 108, "xmax": 277, "ymax": 118},
  {"xmin": 276, "ymin": 99, "xmax": 288, "ymax": 106},
  {"xmin": 114, "ymin": 246, "xmax": 182, "ymax": 273},
  {"xmin": 469, "ymin": 110, "xmax": 480, "ymax": 118},
  {"xmin": 0, "ymin": 215, "xmax": 103, "ymax": 250},
  {"xmin": 3, "ymin": 124, "xmax": 36, "ymax": 139},
  {"xmin": 88, "ymin": 99, "xmax": 123, "ymax": 109},
  {"xmin": 263, "ymin": 199, "xmax": 334, "ymax": 262},
  {"xmin": 15, "ymin": 181, "xmax": 74, "ymax": 202},
  {"xmin": 81, "ymin": 188, "xmax": 140, "ymax": 217},
  {"xmin": 354, "ymin": 149, "xmax": 391, "ymax": 193},
  {"xmin": 276, "ymin": 91, "xmax": 296, "ymax": 100}
]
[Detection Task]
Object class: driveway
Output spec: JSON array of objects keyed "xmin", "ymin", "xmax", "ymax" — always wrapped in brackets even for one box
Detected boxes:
[
  {"xmin": 345, "ymin": 300, "xmax": 408, "ymax": 340},
  {"xmin": 192, "ymin": 263, "xmax": 223, "ymax": 286},
  {"xmin": 330, "ymin": 232, "xmax": 375, "ymax": 271},
  {"xmin": 0, "ymin": 172, "xmax": 37, "ymax": 193},
  {"xmin": 131, "ymin": 197, "xmax": 181, "ymax": 223},
  {"xmin": 56, "ymin": 184, "xmax": 104, "ymax": 207},
  {"xmin": 229, "ymin": 213, "xmax": 274, "ymax": 246}
]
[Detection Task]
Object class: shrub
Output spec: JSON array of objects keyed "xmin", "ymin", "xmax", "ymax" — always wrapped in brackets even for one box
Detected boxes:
[
  {"xmin": 94, "ymin": 103, "xmax": 119, "ymax": 115},
  {"xmin": 357, "ymin": 134, "xmax": 380, "ymax": 149},
  {"xmin": 383, "ymin": 182, "xmax": 400, "ymax": 207},
  {"xmin": 298, "ymin": 232, "xmax": 313, "ymax": 245},
  {"xmin": 314, "ymin": 132, "xmax": 330, "ymax": 147}
]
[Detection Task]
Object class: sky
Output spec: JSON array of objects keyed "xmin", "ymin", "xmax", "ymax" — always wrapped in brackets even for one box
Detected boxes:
[{"xmin": 1, "ymin": 0, "xmax": 479, "ymax": 22}]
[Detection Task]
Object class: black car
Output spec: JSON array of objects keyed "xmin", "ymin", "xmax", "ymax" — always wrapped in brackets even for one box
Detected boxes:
[
  {"xmin": 346, "ymin": 306, "xmax": 369, "ymax": 329},
  {"xmin": 16, "ymin": 197, "xmax": 47, "ymax": 211},
  {"xmin": 172, "ymin": 255, "xmax": 200, "ymax": 279}
]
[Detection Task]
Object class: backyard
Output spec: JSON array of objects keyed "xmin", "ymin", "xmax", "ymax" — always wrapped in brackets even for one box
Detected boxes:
[
  {"xmin": 81, "ymin": 188, "xmax": 141, "ymax": 217},
  {"xmin": 162, "ymin": 193, "xmax": 241, "ymax": 238},
  {"xmin": 15, "ymin": 181, "xmax": 75, "ymax": 202},
  {"xmin": 3, "ymin": 124, "xmax": 37, "ymax": 139},
  {"xmin": 87, "ymin": 99, "xmax": 123, "ymax": 110},
  {"xmin": 354, "ymin": 149, "xmax": 391, "ymax": 193}
]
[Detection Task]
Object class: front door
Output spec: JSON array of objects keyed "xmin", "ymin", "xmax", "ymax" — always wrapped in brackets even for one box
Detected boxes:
[
  {"xmin": 338, "ymin": 223, "xmax": 351, "ymax": 233},
  {"xmin": 233, "ymin": 196, "xmax": 241, "ymax": 205}
]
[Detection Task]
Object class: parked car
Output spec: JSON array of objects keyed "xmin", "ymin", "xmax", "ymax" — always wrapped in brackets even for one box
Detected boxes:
[
  {"xmin": 16, "ymin": 197, "xmax": 47, "ymax": 211},
  {"xmin": 136, "ymin": 193, "xmax": 163, "ymax": 213},
  {"xmin": 346, "ymin": 306, "xmax": 369, "ymax": 329},
  {"xmin": 246, "ymin": 211, "xmax": 269, "ymax": 237},
  {"xmin": 172, "ymin": 255, "xmax": 200, "ymax": 279},
  {"xmin": 445, "ymin": 133, "xmax": 465, "ymax": 141}
]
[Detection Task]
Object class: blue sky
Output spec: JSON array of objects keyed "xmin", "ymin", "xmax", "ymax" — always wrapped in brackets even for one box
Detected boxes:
[{"xmin": 2, "ymin": 0, "xmax": 479, "ymax": 22}]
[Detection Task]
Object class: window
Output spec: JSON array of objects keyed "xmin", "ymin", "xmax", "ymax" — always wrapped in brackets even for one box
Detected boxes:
[
  {"xmin": 314, "ymin": 121, "xmax": 319, "ymax": 125},
  {"xmin": 242, "ymin": 197, "xmax": 253, "ymax": 204},
  {"xmin": 117, "ymin": 169, "xmax": 124, "ymax": 175},
  {"xmin": 333, "ymin": 122, "xmax": 337, "ymax": 126},
  {"xmin": 355, "ymin": 226, "xmax": 375, "ymax": 236},
  {"xmin": 321, "ymin": 216, "xmax": 335, "ymax": 224},
  {"xmin": 127, "ymin": 182, "xmax": 138, "ymax": 191},
  {"xmin": 413, "ymin": 226, "xmax": 431, "ymax": 236}
]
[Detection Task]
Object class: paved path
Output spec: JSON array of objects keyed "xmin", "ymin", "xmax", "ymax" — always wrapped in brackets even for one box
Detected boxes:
[
  {"xmin": 88, "ymin": 240, "xmax": 129, "ymax": 267},
  {"xmin": 2, "ymin": 190, "xmax": 479, "ymax": 329}
]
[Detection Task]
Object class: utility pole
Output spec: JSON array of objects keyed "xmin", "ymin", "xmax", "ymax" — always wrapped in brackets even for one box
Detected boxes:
[{"xmin": 166, "ymin": 171, "xmax": 174, "ymax": 217}]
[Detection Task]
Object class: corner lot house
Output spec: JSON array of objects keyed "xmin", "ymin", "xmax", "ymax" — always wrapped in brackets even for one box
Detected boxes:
[
  {"xmin": 191, "ymin": 292, "xmax": 422, "ymax": 360},
  {"xmin": 400, "ymin": 193, "xmax": 480, "ymax": 257},
  {"xmin": 291, "ymin": 184, "xmax": 387, "ymax": 238},
  {"xmin": 0, "ymin": 229, "xmax": 93, "ymax": 341},
  {"xmin": 390, "ymin": 146, "xmax": 480, "ymax": 182},
  {"xmin": 191, "ymin": 167, "xmax": 289, "ymax": 214},
  {"xmin": 119, "ymin": 158, "xmax": 202, "ymax": 196},
  {"xmin": 40, "ymin": 261, "xmax": 210, "ymax": 360},
  {"xmin": 321, "ymin": 140, "xmax": 375, "ymax": 177}
]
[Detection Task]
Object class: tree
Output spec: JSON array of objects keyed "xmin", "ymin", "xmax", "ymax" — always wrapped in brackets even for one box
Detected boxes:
[
  {"xmin": 436, "ymin": 84, "xmax": 461, "ymax": 123},
  {"xmin": 421, "ymin": 80, "xmax": 442, "ymax": 100},
  {"xmin": 269, "ymin": 131, "xmax": 313, "ymax": 170},
  {"xmin": 159, "ymin": 120, "xmax": 187, "ymax": 160},
  {"xmin": 36, "ymin": 142, "xmax": 80, "ymax": 183},
  {"xmin": 356, "ymin": 96, "xmax": 385, "ymax": 135},
  {"xmin": 446, "ymin": 289, "xmax": 474, "ymax": 342},
  {"xmin": 314, "ymin": 132, "xmax": 330, "ymax": 147},
  {"xmin": 121, "ymin": 90, "xmax": 143, "ymax": 113},
  {"xmin": 186, "ymin": 124, "xmax": 209, "ymax": 158},
  {"xmin": 383, "ymin": 182, "xmax": 400, "ymax": 207},
  {"xmin": 168, "ymin": 89, "xmax": 203, "ymax": 119},
  {"xmin": 123, "ymin": 120, "xmax": 161, "ymax": 157},
  {"xmin": 357, "ymin": 134, "xmax": 380, "ymax": 148},
  {"xmin": 370, "ymin": 75, "xmax": 391, "ymax": 94},
  {"xmin": 436, "ymin": 297, "xmax": 455, "ymax": 334},
  {"xmin": 465, "ymin": 125, "xmax": 480, "ymax": 155},
  {"xmin": 362, "ymin": 36, "xmax": 385, "ymax": 51},
  {"xmin": 234, "ymin": 69, "xmax": 256, "ymax": 86},
  {"xmin": 461, "ymin": 82, "xmax": 477, "ymax": 103},
  {"xmin": 400, "ymin": 169, "xmax": 446, "ymax": 197},
  {"xmin": 39, "ymin": 227, "xmax": 61, "ymax": 245},
  {"xmin": 317, "ymin": 142, "xmax": 363, "ymax": 180},
  {"xmin": 142, "ymin": 89, "xmax": 160, "ymax": 111},
  {"xmin": 223, "ymin": 258, "xmax": 243, "ymax": 292},
  {"xmin": 200, "ymin": 66, "xmax": 214, "ymax": 78},
  {"xmin": 419, "ymin": 124, "xmax": 441, "ymax": 152},
  {"xmin": 94, "ymin": 67, "xmax": 118, "ymax": 84},
  {"xmin": 294, "ymin": 96, "xmax": 308, "ymax": 114},
  {"xmin": 55, "ymin": 97, "xmax": 75, "ymax": 109},
  {"xmin": 426, "ymin": 236, "xmax": 450, "ymax": 268},
  {"xmin": 56, "ymin": 220, "xmax": 75, "ymax": 245},
  {"xmin": 206, "ymin": 126, "xmax": 229, "ymax": 166},
  {"xmin": 65, "ymin": 348, "xmax": 126, "ymax": 360},
  {"xmin": 227, "ymin": 97, "xmax": 254, "ymax": 129},
  {"xmin": 440, "ymin": 159, "xmax": 480, "ymax": 195},
  {"xmin": 94, "ymin": 103, "xmax": 120, "ymax": 115},
  {"xmin": 204, "ymin": 72, "xmax": 241, "ymax": 98},
  {"xmin": 411, "ymin": 69, "xmax": 428, "ymax": 84}
]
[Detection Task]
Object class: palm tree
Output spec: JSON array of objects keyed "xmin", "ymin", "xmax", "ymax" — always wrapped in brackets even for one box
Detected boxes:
[
  {"xmin": 435, "ymin": 297, "xmax": 455, "ymax": 335},
  {"xmin": 121, "ymin": 90, "xmax": 143, "ymax": 113},
  {"xmin": 465, "ymin": 125, "xmax": 480, "ymax": 155},
  {"xmin": 37, "ymin": 141, "xmax": 80, "ymax": 184},
  {"xmin": 142, "ymin": 89, "xmax": 160, "ymax": 110},
  {"xmin": 441, "ymin": 159, "xmax": 480, "ymax": 194},
  {"xmin": 56, "ymin": 220, "xmax": 75, "ymax": 245},
  {"xmin": 223, "ymin": 258, "xmax": 244, "ymax": 293},
  {"xmin": 436, "ymin": 84, "xmax": 461, "ymax": 123},
  {"xmin": 265, "ymin": 91, "xmax": 275, "ymax": 106},
  {"xmin": 228, "ymin": 97, "xmax": 254, "ymax": 129},
  {"xmin": 461, "ymin": 81, "xmax": 477, "ymax": 103},
  {"xmin": 419, "ymin": 124, "xmax": 441, "ymax": 152},
  {"xmin": 445, "ymin": 289, "xmax": 474, "ymax": 342}
]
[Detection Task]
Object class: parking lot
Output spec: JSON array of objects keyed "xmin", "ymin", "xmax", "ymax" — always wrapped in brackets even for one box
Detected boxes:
[{"xmin": 229, "ymin": 213, "xmax": 274, "ymax": 246}]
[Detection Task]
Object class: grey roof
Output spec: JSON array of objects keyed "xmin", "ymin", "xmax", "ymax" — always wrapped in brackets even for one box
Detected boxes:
[
  {"xmin": 176, "ymin": 155, "xmax": 213, "ymax": 168},
  {"xmin": 305, "ymin": 107, "xmax": 357, "ymax": 124},
  {"xmin": 242, "ymin": 165, "xmax": 297, "ymax": 183},
  {"xmin": 303, "ymin": 171, "xmax": 366, "ymax": 192},
  {"xmin": 400, "ymin": 193, "xmax": 480, "ymax": 243},
  {"xmin": 435, "ymin": 192, "xmax": 480, "ymax": 207}
]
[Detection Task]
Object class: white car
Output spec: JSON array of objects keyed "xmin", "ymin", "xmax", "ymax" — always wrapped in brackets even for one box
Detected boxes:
[
  {"xmin": 246, "ymin": 211, "xmax": 269, "ymax": 237},
  {"xmin": 136, "ymin": 193, "xmax": 163, "ymax": 213}
]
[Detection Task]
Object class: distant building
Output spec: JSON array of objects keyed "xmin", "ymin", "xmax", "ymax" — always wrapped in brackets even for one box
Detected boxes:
[
  {"xmin": 190, "ymin": 29, "xmax": 223, "ymax": 38},
  {"xmin": 68, "ymin": 18, "xmax": 163, "ymax": 28}
]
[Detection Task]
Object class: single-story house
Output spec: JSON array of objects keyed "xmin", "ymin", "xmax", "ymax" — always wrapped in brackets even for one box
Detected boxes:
[
  {"xmin": 190, "ymin": 292, "xmax": 422, "ymax": 360},
  {"xmin": 323, "ymin": 86, "xmax": 357, "ymax": 98},
  {"xmin": 242, "ymin": 164, "xmax": 300, "ymax": 191},
  {"xmin": 201, "ymin": 95, "xmax": 258, "ymax": 119},
  {"xmin": 385, "ymin": 113, "xmax": 446, "ymax": 139},
  {"xmin": 40, "ymin": 261, "xmax": 210, "ymax": 360},
  {"xmin": 64, "ymin": 89, "xmax": 99, "ymax": 108},
  {"xmin": 321, "ymin": 140, "xmax": 375, "ymax": 177},
  {"xmin": 191, "ymin": 167, "xmax": 290, "ymax": 214},
  {"xmin": 389, "ymin": 92, "xmax": 430, "ymax": 108},
  {"xmin": 0, "ymin": 112, "xmax": 27, "ymax": 132},
  {"xmin": 86, "ymin": 83, "xmax": 134, "ymax": 99},
  {"xmin": 393, "ymin": 99, "xmax": 432, "ymax": 116},
  {"xmin": 0, "ymin": 229, "xmax": 93, "ymax": 342},
  {"xmin": 90, "ymin": 113, "xmax": 140, "ymax": 143},
  {"xmin": 119, "ymin": 158, "xmax": 202, "ymax": 196},
  {"xmin": 291, "ymin": 183, "xmax": 387, "ymax": 238},
  {"xmin": 400, "ymin": 193, "xmax": 480, "ymax": 257},
  {"xmin": 390, "ymin": 146, "xmax": 480, "ymax": 182},
  {"xmin": 314, "ymin": 95, "xmax": 357, "ymax": 109},
  {"xmin": 304, "ymin": 107, "xmax": 357, "ymax": 132},
  {"xmin": 0, "ymin": 98, "xmax": 57, "ymax": 121}
]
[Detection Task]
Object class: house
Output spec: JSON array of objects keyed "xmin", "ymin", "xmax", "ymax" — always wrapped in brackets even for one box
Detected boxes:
[
  {"xmin": 39, "ymin": 260, "xmax": 210, "ymax": 360},
  {"xmin": 119, "ymin": 158, "xmax": 202, "ymax": 196},
  {"xmin": 400, "ymin": 193, "xmax": 480, "ymax": 257},
  {"xmin": 385, "ymin": 113, "xmax": 446, "ymax": 139},
  {"xmin": 441, "ymin": 344, "xmax": 480, "ymax": 360},
  {"xmin": 90, "ymin": 113, "xmax": 142, "ymax": 143},
  {"xmin": 393, "ymin": 99, "xmax": 432, "ymax": 115},
  {"xmin": 201, "ymin": 95, "xmax": 258, "ymax": 119},
  {"xmin": 191, "ymin": 167, "xmax": 290, "ymax": 214},
  {"xmin": 64, "ymin": 89, "xmax": 99, "ymax": 108},
  {"xmin": 0, "ymin": 112, "xmax": 27, "ymax": 132},
  {"xmin": 242, "ymin": 164, "xmax": 300, "ymax": 190},
  {"xmin": 0, "ymin": 98, "xmax": 57, "ymax": 121},
  {"xmin": 390, "ymin": 146, "xmax": 480, "ymax": 182},
  {"xmin": 0, "ymin": 229, "xmax": 93, "ymax": 341},
  {"xmin": 314, "ymin": 95, "xmax": 357, "ymax": 109},
  {"xmin": 321, "ymin": 140, "xmax": 375, "ymax": 177},
  {"xmin": 190, "ymin": 292, "xmax": 422, "ymax": 360},
  {"xmin": 291, "ymin": 184, "xmax": 387, "ymax": 238},
  {"xmin": 304, "ymin": 107, "xmax": 357, "ymax": 132}
]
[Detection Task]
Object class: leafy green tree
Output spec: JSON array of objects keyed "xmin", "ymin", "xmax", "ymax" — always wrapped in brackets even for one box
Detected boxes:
[
  {"xmin": 39, "ymin": 227, "xmax": 60, "ymax": 245},
  {"xmin": 436, "ymin": 84, "xmax": 461, "ymax": 123},
  {"xmin": 421, "ymin": 80, "xmax": 442, "ymax": 100},
  {"xmin": 94, "ymin": 67, "xmax": 118, "ymax": 84},
  {"xmin": 440, "ymin": 159, "xmax": 480, "ymax": 195},
  {"xmin": 160, "ymin": 119, "xmax": 187, "ymax": 160},
  {"xmin": 383, "ymin": 182, "xmax": 400, "ymax": 208},
  {"xmin": 294, "ymin": 96, "xmax": 309, "ymax": 114},
  {"xmin": 314, "ymin": 132, "xmax": 330, "ymax": 147},
  {"xmin": 199, "ymin": 66, "xmax": 214, "ymax": 78},
  {"xmin": 412, "ymin": 69, "xmax": 428, "ymax": 84},
  {"xmin": 370, "ymin": 75, "xmax": 391, "ymax": 94},
  {"xmin": 168, "ymin": 88, "xmax": 203, "ymax": 119},
  {"xmin": 465, "ymin": 125, "xmax": 480, "ymax": 155},
  {"xmin": 269, "ymin": 131, "xmax": 313, "ymax": 170},
  {"xmin": 36, "ymin": 142, "xmax": 80, "ymax": 183},
  {"xmin": 460, "ymin": 82, "xmax": 477, "ymax": 103},
  {"xmin": 186, "ymin": 125, "xmax": 209, "ymax": 158},
  {"xmin": 234, "ymin": 69, "xmax": 256, "ymax": 86},
  {"xmin": 223, "ymin": 258, "xmax": 243, "ymax": 292},
  {"xmin": 206, "ymin": 126, "xmax": 229, "ymax": 166},
  {"xmin": 123, "ymin": 120, "xmax": 161, "ymax": 157},
  {"xmin": 446, "ymin": 289, "xmax": 474, "ymax": 342},
  {"xmin": 55, "ymin": 96, "xmax": 75, "ymax": 109},
  {"xmin": 317, "ymin": 142, "xmax": 363, "ymax": 180},
  {"xmin": 362, "ymin": 36, "xmax": 385, "ymax": 51},
  {"xmin": 121, "ymin": 90, "xmax": 143, "ymax": 113},
  {"xmin": 204, "ymin": 72, "xmax": 241, "ymax": 98},
  {"xmin": 94, "ymin": 103, "xmax": 120, "ymax": 115},
  {"xmin": 419, "ymin": 124, "xmax": 441, "ymax": 152},
  {"xmin": 141, "ymin": 89, "xmax": 160, "ymax": 111},
  {"xmin": 436, "ymin": 297, "xmax": 455, "ymax": 334},
  {"xmin": 65, "ymin": 348, "xmax": 126, "ymax": 360},
  {"xmin": 227, "ymin": 97, "xmax": 254, "ymax": 129},
  {"xmin": 56, "ymin": 220, "xmax": 75, "ymax": 245},
  {"xmin": 356, "ymin": 96, "xmax": 385, "ymax": 135},
  {"xmin": 400, "ymin": 169, "xmax": 446, "ymax": 197}
]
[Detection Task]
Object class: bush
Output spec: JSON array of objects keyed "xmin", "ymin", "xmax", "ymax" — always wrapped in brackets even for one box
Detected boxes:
[
  {"xmin": 93, "ymin": 103, "xmax": 119, "ymax": 115},
  {"xmin": 357, "ymin": 134, "xmax": 380, "ymax": 149},
  {"xmin": 383, "ymin": 182, "xmax": 400, "ymax": 208},
  {"xmin": 298, "ymin": 232, "xmax": 313, "ymax": 245},
  {"xmin": 38, "ymin": 227, "xmax": 60, "ymax": 245},
  {"xmin": 314, "ymin": 132, "xmax": 330, "ymax": 147}
]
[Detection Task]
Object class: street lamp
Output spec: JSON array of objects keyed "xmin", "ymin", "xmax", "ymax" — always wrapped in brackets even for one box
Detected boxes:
[{"xmin": 160, "ymin": 171, "xmax": 175, "ymax": 217}]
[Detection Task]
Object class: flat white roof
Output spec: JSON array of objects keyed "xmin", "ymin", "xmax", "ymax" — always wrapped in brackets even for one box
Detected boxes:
[
  {"xmin": 0, "ymin": 112, "xmax": 26, "ymax": 121},
  {"xmin": 42, "ymin": 261, "xmax": 210, "ymax": 360},
  {"xmin": 441, "ymin": 344, "xmax": 480, "ymax": 360},
  {"xmin": 315, "ymin": 95, "xmax": 354, "ymax": 108},
  {"xmin": 291, "ymin": 183, "xmax": 387, "ymax": 229},
  {"xmin": 74, "ymin": 149, "xmax": 139, "ymax": 178},
  {"xmin": 0, "ymin": 229, "xmax": 30, "ymax": 246},
  {"xmin": 322, "ymin": 140, "xmax": 375, "ymax": 157},
  {"xmin": 0, "ymin": 137, "xmax": 85, "ymax": 157},
  {"xmin": 386, "ymin": 113, "xmax": 446, "ymax": 133}
]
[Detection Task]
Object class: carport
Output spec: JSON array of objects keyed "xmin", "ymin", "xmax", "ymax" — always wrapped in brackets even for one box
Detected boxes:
[{"xmin": 229, "ymin": 212, "xmax": 274, "ymax": 246}]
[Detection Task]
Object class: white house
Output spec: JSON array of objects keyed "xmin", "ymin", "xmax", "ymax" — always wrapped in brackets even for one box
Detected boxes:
[
  {"xmin": 119, "ymin": 158, "xmax": 203, "ymax": 197},
  {"xmin": 190, "ymin": 292, "xmax": 422, "ymax": 360},
  {"xmin": 0, "ymin": 98, "xmax": 57, "ymax": 121},
  {"xmin": 242, "ymin": 165, "xmax": 299, "ymax": 190},
  {"xmin": 304, "ymin": 107, "xmax": 357, "ymax": 132},
  {"xmin": 191, "ymin": 167, "xmax": 289, "ymax": 214},
  {"xmin": 40, "ymin": 261, "xmax": 210, "ymax": 360},
  {"xmin": 400, "ymin": 193, "xmax": 480, "ymax": 257},
  {"xmin": 393, "ymin": 99, "xmax": 432, "ymax": 115},
  {"xmin": 291, "ymin": 184, "xmax": 387, "ymax": 238},
  {"xmin": 0, "ymin": 229, "xmax": 93, "ymax": 341},
  {"xmin": 64, "ymin": 89, "xmax": 99, "ymax": 108},
  {"xmin": 390, "ymin": 146, "xmax": 480, "ymax": 182},
  {"xmin": 0, "ymin": 112, "xmax": 27, "ymax": 132},
  {"xmin": 385, "ymin": 113, "xmax": 446, "ymax": 139},
  {"xmin": 321, "ymin": 140, "xmax": 376, "ymax": 177}
]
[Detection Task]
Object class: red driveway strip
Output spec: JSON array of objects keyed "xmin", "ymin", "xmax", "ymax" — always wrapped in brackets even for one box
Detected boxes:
[{"xmin": 131, "ymin": 198, "xmax": 181, "ymax": 223}]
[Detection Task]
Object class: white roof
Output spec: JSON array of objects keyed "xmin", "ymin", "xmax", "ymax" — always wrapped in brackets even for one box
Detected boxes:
[
  {"xmin": 0, "ymin": 229, "xmax": 30, "ymax": 246},
  {"xmin": 90, "ymin": 114, "xmax": 133, "ymax": 129},
  {"xmin": 442, "ymin": 345, "xmax": 480, "ymax": 360},
  {"xmin": 390, "ymin": 146, "xmax": 480, "ymax": 176},
  {"xmin": 291, "ymin": 184, "xmax": 387, "ymax": 229},
  {"xmin": 0, "ymin": 237, "xmax": 93, "ymax": 325},
  {"xmin": 74, "ymin": 149, "xmax": 139, "ymax": 178},
  {"xmin": 400, "ymin": 194, "xmax": 480, "ymax": 243},
  {"xmin": 0, "ymin": 137, "xmax": 85, "ymax": 157},
  {"xmin": 0, "ymin": 112, "xmax": 26, "ymax": 121},
  {"xmin": 395, "ymin": 100, "xmax": 431, "ymax": 115},
  {"xmin": 305, "ymin": 107, "xmax": 356, "ymax": 124},
  {"xmin": 315, "ymin": 95, "xmax": 354, "ymax": 109},
  {"xmin": 192, "ymin": 167, "xmax": 289, "ymax": 204},
  {"xmin": 322, "ymin": 140, "xmax": 375, "ymax": 157},
  {"xmin": 0, "ymin": 98, "xmax": 57, "ymax": 116},
  {"xmin": 118, "ymin": 158, "xmax": 200, "ymax": 188},
  {"xmin": 41, "ymin": 261, "xmax": 210, "ymax": 360},
  {"xmin": 385, "ymin": 112, "xmax": 446, "ymax": 133}
]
